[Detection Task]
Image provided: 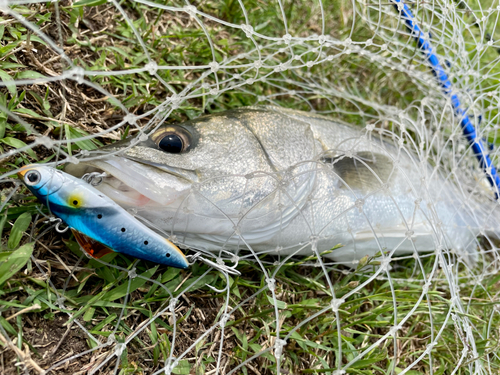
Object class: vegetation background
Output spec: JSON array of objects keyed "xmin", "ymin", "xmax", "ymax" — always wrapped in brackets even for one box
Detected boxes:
[{"xmin": 0, "ymin": 0, "xmax": 499, "ymax": 374}]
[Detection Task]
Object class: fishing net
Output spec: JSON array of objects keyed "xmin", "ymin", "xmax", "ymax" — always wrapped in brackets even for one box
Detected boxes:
[{"xmin": 1, "ymin": 0, "xmax": 500, "ymax": 373}]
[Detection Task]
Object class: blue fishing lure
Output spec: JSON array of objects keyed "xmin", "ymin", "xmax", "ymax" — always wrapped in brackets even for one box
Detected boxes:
[{"xmin": 18, "ymin": 164, "xmax": 189, "ymax": 269}]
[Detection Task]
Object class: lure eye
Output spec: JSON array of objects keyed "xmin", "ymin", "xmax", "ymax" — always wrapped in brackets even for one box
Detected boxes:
[
  {"xmin": 69, "ymin": 194, "xmax": 83, "ymax": 208},
  {"xmin": 153, "ymin": 126, "xmax": 191, "ymax": 154},
  {"xmin": 25, "ymin": 170, "xmax": 41, "ymax": 186}
]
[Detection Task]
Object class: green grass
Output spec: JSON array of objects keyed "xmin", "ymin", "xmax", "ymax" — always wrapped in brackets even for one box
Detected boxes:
[{"xmin": 1, "ymin": 0, "xmax": 500, "ymax": 374}]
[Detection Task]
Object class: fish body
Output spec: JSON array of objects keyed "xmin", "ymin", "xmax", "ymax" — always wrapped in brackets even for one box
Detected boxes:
[
  {"xmin": 65, "ymin": 106, "xmax": 495, "ymax": 264},
  {"xmin": 18, "ymin": 165, "xmax": 189, "ymax": 269}
]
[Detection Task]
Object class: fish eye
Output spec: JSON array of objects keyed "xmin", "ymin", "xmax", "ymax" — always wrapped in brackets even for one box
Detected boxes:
[
  {"xmin": 158, "ymin": 134, "xmax": 185, "ymax": 153},
  {"xmin": 153, "ymin": 126, "xmax": 191, "ymax": 154},
  {"xmin": 25, "ymin": 170, "xmax": 41, "ymax": 186}
]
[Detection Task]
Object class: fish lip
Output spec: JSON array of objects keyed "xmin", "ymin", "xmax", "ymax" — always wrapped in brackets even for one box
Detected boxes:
[
  {"xmin": 123, "ymin": 155, "xmax": 200, "ymax": 183},
  {"xmin": 65, "ymin": 156, "xmax": 195, "ymax": 207}
]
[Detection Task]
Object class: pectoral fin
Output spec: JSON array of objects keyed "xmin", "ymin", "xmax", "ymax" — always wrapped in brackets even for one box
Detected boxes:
[
  {"xmin": 321, "ymin": 151, "xmax": 394, "ymax": 192},
  {"xmin": 71, "ymin": 229, "xmax": 114, "ymax": 259}
]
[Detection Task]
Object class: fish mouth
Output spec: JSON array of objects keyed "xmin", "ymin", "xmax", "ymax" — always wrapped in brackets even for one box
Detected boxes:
[{"xmin": 65, "ymin": 156, "xmax": 195, "ymax": 207}]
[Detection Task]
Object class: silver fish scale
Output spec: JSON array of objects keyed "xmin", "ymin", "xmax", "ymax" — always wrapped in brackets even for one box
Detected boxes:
[{"xmin": 66, "ymin": 106, "xmax": 493, "ymax": 265}]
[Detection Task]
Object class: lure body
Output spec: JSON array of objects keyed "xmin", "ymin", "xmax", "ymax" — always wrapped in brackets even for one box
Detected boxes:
[{"xmin": 18, "ymin": 165, "xmax": 189, "ymax": 269}]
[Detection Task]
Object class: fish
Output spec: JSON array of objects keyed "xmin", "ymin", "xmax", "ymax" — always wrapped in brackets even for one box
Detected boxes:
[
  {"xmin": 18, "ymin": 164, "xmax": 189, "ymax": 269},
  {"xmin": 64, "ymin": 106, "xmax": 499, "ymax": 265}
]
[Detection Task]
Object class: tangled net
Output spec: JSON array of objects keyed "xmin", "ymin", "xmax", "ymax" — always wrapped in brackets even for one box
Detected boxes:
[{"xmin": 2, "ymin": 0, "xmax": 500, "ymax": 374}]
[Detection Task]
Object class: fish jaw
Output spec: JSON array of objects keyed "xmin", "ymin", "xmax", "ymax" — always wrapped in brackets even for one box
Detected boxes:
[{"xmin": 65, "ymin": 156, "xmax": 194, "ymax": 208}]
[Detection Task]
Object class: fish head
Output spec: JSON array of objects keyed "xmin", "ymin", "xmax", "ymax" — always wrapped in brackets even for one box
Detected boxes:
[{"xmin": 65, "ymin": 107, "xmax": 321, "ymax": 249}]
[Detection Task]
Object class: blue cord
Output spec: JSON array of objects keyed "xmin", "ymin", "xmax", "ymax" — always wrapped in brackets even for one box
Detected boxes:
[{"xmin": 392, "ymin": 0, "xmax": 500, "ymax": 198}]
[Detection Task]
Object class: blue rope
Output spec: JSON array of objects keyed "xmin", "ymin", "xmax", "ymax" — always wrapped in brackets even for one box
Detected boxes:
[{"xmin": 392, "ymin": 0, "xmax": 500, "ymax": 198}]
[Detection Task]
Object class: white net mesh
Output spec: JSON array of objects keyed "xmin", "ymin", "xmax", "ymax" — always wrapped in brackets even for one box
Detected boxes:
[{"xmin": 2, "ymin": 0, "xmax": 500, "ymax": 374}]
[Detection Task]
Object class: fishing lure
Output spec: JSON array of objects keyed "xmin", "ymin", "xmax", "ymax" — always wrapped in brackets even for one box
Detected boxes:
[{"xmin": 18, "ymin": 164, "xmax": 189, "ymax": 269}]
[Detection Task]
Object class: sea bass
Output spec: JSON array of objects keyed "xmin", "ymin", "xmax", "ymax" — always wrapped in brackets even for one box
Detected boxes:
[{"xmin": 65, "ymin": 106, "xmax": 494, "ymax": 265}]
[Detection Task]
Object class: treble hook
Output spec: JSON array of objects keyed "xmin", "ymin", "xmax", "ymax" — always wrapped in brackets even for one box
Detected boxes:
[
  {"xmin": 55, "ymin": 219, "xmax": 69, "ymax": 233},
  {"xmin": 82, "ymin": 171, "xmax": 107, "ymax": 186},
  {"xmin": 44, "ymin": 216, "xmax": 69, "ymax": 233}
]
